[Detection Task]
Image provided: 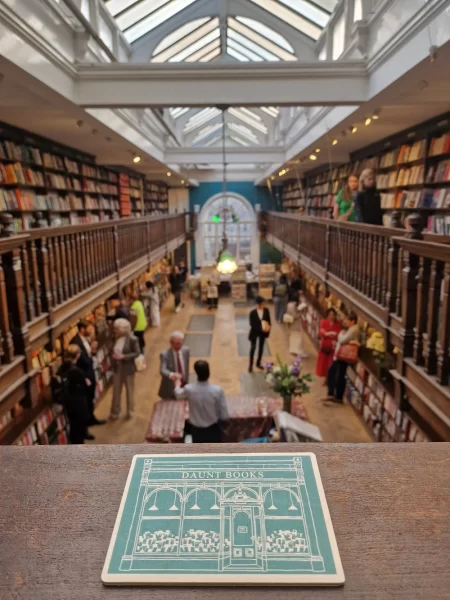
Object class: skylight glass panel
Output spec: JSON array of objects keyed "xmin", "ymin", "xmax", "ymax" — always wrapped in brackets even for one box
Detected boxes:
[
  {"xmin": 354, "ymin": 0, "xmax": 362, "ymax": 21},
  {"xmin": 168, "ymin": 28, "xmax": 220, "ymax": 62},
  {"xmin": 311, "ymin": 0, "xmax": 338, "ymax": 11},
  {"xmin": 234, "ymin": 17, "xmax": 295, "ymax": 53},
  {"xmin": 192, "ymin": 122, "xmax": 222, "ymax": 144},
  {"xmin": 152, "ymin": 18, "xmax": 210, "ymax": 55},
  {"xmin": 228, "ymin": 47, "xmax": 250, "ymax": 62},
  {"xmin": 227, "ymin": 29, "xmax": 279, "ymax": 61},
  {"xmin": 186, "ymin": 39, "xmax": 220, "ymax": 62},
  {"xmin": 104, "ymin": 0, "xmax": 136, "ymax": 17},
  {"xmin": 227, "ymin": 39, "xmax": 263, "ymax": 62},
  {"xmin": 124, "ymin": 0, "xmax": 198, "ymax": 43},
  {"xmin": 278, "ymin": 0, "xmax": 330, "ymax": 27},
  {"xmin": 332, "ymin": 13, "xmax": 345, "ymax": 59},
  {"xmin": 230, "ymin": 136, "xmax": 250, "ymax": 147},
  {"xmin": 184, "ymin": 108, "xmax": 220, "ymax": 133},
  {"xmin": 152, "ymin": 18, "xmax": 218, "ymax": 62},
  {"xmin": 229, "ymin": 123, "xmax": 259, "ymax": 143},
  {"xmin": 199, "ymin": 47, "xmax": 221, "ymax": 62},
  {"xmin": 239, "ymin": 107, "xmax": 263, "ymax": 122},
  {"xmin": 228, "ymin": 18, "xmax": 296, "ymax": 61},
  {"xmin": 261, "ymin": 107, "xmax": 279, "ymax": 117},
  {"xmin": 247, "ymin": 0, "xmax": 322, "ymax": 40},
  {"xmin": 170, "ymin": 107, "xmax": 190, "ymax": 118},
  {"xmin": 229, "ymin": 108, "xmax": 268, "ymax": 133},
  {"xmin": 204, "ymin": 135, "xmax": 222, "ymax": 147}
]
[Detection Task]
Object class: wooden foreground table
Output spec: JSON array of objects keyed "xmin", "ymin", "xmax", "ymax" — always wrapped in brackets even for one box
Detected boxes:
[{"xmin": 0, "ymin": 443, "xmax": 449, "ymax": 599}]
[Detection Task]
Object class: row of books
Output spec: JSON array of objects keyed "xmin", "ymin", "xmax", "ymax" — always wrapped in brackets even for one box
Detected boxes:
[
  {"xmin": 379, "ymin": 140, "xmax": 427, "ymax": 168},
  {"xmin": 83, "ymin": 179, "xmax": 118, "ymax": 195},
  {"xmin": 380, "ymin": 187, "xmax": 450, "ymax": 209},
  {"xmin": 0, "ymin": 140, "xmax": 43, "ymax": 165},
  {"xmin": 0, "ymin": 189, "xmax": 85, "ymax": 211},
  {"xmin": 16, "ymin": 406, "xmax": 69, "ymax": 446},
  {"xmin": 428, "ymin": 160, "xmax": 450, "ymax": 183},
  {"xmin": 346, "ymin": 363, "xmax": 429, "ymax": 443},
  {"xmin": 46, "ymin": 172, "xmax": 82, "ymax": 190},
  {"xmin": 429, "ymin": 133, "xmax": 450, "ymax": 156},
  {"xmin": 85, "ymin": 196, "xmax": 120, "ymax": 210},
  {"xmin": 0, "ymin": 162, "xmax": 45, "ymax": 186},
  {"xmin": 377, "ymin": 165, "xmax": 425, "ymax": 188},
  {"xmin": 426, "ymin": 214, "xmax": 450, "ymax": 235}
]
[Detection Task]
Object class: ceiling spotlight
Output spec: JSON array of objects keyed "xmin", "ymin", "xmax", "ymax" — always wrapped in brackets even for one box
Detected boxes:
[
  {"xmin": 350, "ymin": 125, "xmax": 358, "ymax": 134},
  {"xmin": 181, "ymin": 180, "xmax": 185, "ymax": 184},
  {"xmin": 341, "ymin": 131, "xmax": 347, "ymax": 138},
  {"xmin": 133, "ymin": 155, "xmax": 141, "ymax": 163},
  {"xmin": 76, "ymin": 120, "xmax": 84, "ymax": 128},
  {"xmin": 167, "ymin": 171, "xmax": 171, "ymax": 177},
  {"xmin": 315, "ymin": 148, "xmax": 320, "ymax": 153},
  {"xmin": 372, "ymin": 110, "xmax": 380, "ymax": 120},
  {"xmin": 92, "ymin": 129, "xmax": 98, "ymax": 135},
  {"xmin": 105, "ymin": 136, "xmax": 112, "ymax": 142},
  {"xmin": 332, "ymin": 139, "xmax": 338, "ymax": 146},
  {"xmin": 271, "ymin": 176, "xmax": 275, "ymax": 180},
  {"xmin": 309, "ymin": 154, "xmax": 318, "ymax": 161},
  {"xmin": 365, "ymin": 117, "xmax": 372, "ymax": 126}
]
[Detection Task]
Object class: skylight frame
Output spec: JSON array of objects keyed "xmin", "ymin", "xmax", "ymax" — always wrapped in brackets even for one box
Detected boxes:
[
  {"xmin": 152, "ymin": 18, "xmax": 219, "ymax": 62},
  {"xmin": 227, "ymin": 38, "xmax": 264, "ymax": 62},
  {"xmin": 167, "ymin": 27, "xmax": 220, "ymax": 62},
  {"xmin": 227, "ymin": 29, "xmax": 280, "ymax": 61},
  {"xmin": 246, "ymin": 0, "xmax": 323, "ymax": 40},
  {"xmin": 152, "ymin": 17, "xmax": 210, "ymax": 55},
  {"xmin": 228, "ymin": 17, "xmax": 296, "ymax": 61}
]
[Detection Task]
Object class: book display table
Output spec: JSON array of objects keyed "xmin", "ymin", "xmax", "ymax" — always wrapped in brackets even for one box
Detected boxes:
[
  {"xmin": 0, "ymin": 444, "xmax": 448, "ymax": 599},
  {"xmin": 145, "ymin": 400, "xmax": 188, "ymax": 443}
]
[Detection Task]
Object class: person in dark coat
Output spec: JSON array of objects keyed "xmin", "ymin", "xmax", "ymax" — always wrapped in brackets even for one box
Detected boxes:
[
  {"xmin": 248, "ymin": 296, "xmax": 271, "ymax": 373},
  {"xmin": 70, "ymin": 320, "xmax": 106, "ymax": 438},
  {"xmin": 354, "ymin": 168, "xmax": 383, "ymax": 225},
  {"xmin": 169, "ymin": 266, "xmax": 182, "ymax": 313},
  {"xmin": 58, "ymin": 345, "xmax": 90, "ymax": 444}
]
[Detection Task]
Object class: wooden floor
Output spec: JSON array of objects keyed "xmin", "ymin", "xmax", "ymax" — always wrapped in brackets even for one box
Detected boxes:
[{"xmin": 90, "ymin": 298, "xmax": 371, "ymax": 444}]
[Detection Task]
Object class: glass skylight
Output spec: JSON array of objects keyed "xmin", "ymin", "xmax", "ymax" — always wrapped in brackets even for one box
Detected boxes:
[
  {"xmin": 246, "ymin": 0, "xmax": 323, "ymax": 40},
  {"xmin": 228, "ymin": 18, "xmax": 296, "ymax": 61}
]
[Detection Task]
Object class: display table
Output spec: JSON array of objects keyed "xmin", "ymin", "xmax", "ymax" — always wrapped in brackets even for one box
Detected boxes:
[
  {"xmin": 0, "ymin": 444, "xmax": 448, "ymax": 599},
  {"xmin": 145, "ymin": 400, "xmax": 187, "ymax": 443},
  {"xmin": 146, "ymin": 397, "xmax": 309, "ymax": 444}
]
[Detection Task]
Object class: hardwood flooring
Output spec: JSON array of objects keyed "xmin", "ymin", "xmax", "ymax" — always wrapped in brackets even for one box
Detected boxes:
[{"xmin": 89, "ymin": 297, "xmax": 371, "ymax": 445}]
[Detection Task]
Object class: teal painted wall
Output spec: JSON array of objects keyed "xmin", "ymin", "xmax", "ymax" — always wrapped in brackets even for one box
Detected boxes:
[{"xmin": 189, "ymin": 182, "xmax": 281, "ymax": 271}]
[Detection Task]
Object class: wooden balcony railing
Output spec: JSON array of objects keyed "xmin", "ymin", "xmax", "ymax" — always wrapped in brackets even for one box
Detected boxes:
[
  {"xmin": 0, "ymin": 214, "xmax": 187, "ymax": 375},
  {"xmin": 263, "ymin": 211, "xmax": 450, "ymax": 440}
]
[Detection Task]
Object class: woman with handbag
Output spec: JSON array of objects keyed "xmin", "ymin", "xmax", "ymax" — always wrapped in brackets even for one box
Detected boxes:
[
  {"xmin": 316, "ymin": 308, "xmax": 341, "ymax": 379},
  {"xmin": 323, "ymin": 312, "xmax": 360, "ymax": 404},
  {"xmin": 284, "ymin": 295, "xmax": 309, "ymax": 358},
  {"xmin": 109, "ymin": 318, "xmax": 140, "ymax": 420}
]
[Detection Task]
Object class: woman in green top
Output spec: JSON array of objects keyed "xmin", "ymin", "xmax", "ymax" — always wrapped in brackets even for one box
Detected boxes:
[
  {"xmin": 333, "ymin": 174, "xmax": 359, "ymax": 222},
  {"xmin": 130, "ymin": 293, "xmax": 147, "ymax": 353}
]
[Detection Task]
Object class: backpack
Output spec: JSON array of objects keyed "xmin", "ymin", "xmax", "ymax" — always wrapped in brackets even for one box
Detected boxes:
[{"xmin": 274, "ymin": 283, "xmax": 288, "ymax": 297}]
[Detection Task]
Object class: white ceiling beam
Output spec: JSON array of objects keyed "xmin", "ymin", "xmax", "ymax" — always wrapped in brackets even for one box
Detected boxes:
[
  {"xmin": 76, "ymin": 61, "xmax": 369, "ymax": 107},
  {"xmin": 165, "ymin": 146, "xmax": 284, "ymax": 164},
  {"xmin": 182, "ymin": 111, "xmax": 267, "ymax": 145}
]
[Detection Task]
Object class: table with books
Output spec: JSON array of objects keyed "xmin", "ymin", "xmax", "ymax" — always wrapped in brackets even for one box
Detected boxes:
[
  {"xmin": 221, "ymin": 395, "xmax": 309, "ymax": 442},
  {"xmin": 145, "ymin": 400, "xmax": 188, "ymax": 443}
]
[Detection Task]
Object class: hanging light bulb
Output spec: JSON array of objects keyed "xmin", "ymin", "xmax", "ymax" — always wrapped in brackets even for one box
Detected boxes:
[
  {"xmin": 365, "ymin": 117, "xmax": 372, "ymax": 126},
  {"xmin": 216, "ymin": 107, "xmax": 237, "ymax": 275}
]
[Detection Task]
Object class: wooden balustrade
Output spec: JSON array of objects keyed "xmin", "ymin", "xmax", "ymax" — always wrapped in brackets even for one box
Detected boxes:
[
  {"xmin": 263, "ymin": 211, "xmax": 450, "ymax": 440},
  {"xmin": 0, "ymin": 214, "xmax": 188, "ymax": 373}
]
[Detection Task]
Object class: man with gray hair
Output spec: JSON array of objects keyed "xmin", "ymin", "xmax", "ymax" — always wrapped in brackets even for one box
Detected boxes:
[{"xmin": 158, "ymin": 331, "xmax": 190, "ymax": 399}]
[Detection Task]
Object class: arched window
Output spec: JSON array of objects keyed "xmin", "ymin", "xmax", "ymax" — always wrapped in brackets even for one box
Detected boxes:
[{"xmin": 196, "ymin": 194, "xmax": 257, "ymax": 267}]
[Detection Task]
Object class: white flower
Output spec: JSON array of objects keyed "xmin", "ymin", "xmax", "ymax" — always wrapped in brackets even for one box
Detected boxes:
[
  {"xmin": 272, "ymin": 366, "xmax": 281, "ymax": 375},
  {"xmin": 266, "ymin": 374, "xmax": 275, "ymax": 385}
]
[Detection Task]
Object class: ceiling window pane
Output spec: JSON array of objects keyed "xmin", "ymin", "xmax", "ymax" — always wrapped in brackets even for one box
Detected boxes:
[
  {"xmin": 354, "ymin": 0, "xmax": 363, "ymax": 21},
  {"xmin": 125, "ymin": 0, "xmax": 198, "ymax": 43},
  {"xmin": 104, "ymin": 0, "xmax": 136, "ymax": 18},
  {"xmin": 312, "ymin": 0, "xmax": 338, "ymax": 11},
  {"xmin": 239, "ymin": 107, "xmax": 263, "ymax": 122},
  {"xmin": 152, "ymin": 18, "xmax": 218, "ymax": 62},
  {"xmin": 231, "ymin": 136, "xmax": 249, "ymax": 146},
  {"xmin": 332, "ymin": 13, "xmax": 345, "ymax": 59},
  {"xmin": 228, "ymin": 46, "xmax": 251, "ymax": 62},
  {"xmin": 192, "ymin": 122, "xmax": 223, "ymax": 144},
  {"xmin": 153, "ymin": 18, "xmax": 210, "ymax": 54},
  {"xmin": 187, "ymin": 40, "xmax": 220, "ymax": 62},
  {"xmin": 228, "ymin": 18, "xmax": 296, "ymax": 61},
  {"xmin": 169, "ymin": 28, "xmax": 220, "ymax": 61},
  {"xmin": 234, "ymin": 17, "xmax": 295, "ymax": 53},
  {"xmin": 261, "ymin": 106, "xmax": 279, "ymax": 117},
  {"xmin": 227, "ymin": 39, "xmax": 263, "ymax": 62},
  {"xmin": 278, "ymin": 0, "xmax": 329, "ymax": 26},
  {"xmin": 170, "ymin": 107, "xmax": 190, "ymax": 118},
  {"xmin": 247, "ymin": 0, "xmax": 322, "ymax": 40},
  {"xmin": 228, "ymin": 29, "xmax": 279, "ymax": 61},
  {"xmin": 199, "ymin": 47, "xmax": 221, "ymax": 62},
  {"xmin": 117, "ymin": 0, "xmax": 168, "ymax": 30},
  {"xmin": 228, "ymin": 108, "xmax": 268, "ymax": 133}
]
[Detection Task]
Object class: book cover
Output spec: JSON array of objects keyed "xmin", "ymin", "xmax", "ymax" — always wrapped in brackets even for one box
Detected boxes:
[{"xmin": 102, "ymin": 453, "xmax": 345, "ymax": 587}]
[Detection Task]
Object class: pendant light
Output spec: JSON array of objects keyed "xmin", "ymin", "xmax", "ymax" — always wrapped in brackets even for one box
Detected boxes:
[{"xmin": 216, "ymin": 106, "xmax": 238, "ymax": 275}]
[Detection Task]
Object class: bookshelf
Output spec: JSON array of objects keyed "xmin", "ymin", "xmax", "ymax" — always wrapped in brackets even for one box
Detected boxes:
[
  {"xmin": 0, "ymin": 122, "xmax": 122, "ymax": 231},
  {"xmin": 144, "ymin": 181, "xmax": 169, "ymax": 214},
  {"xmin": 282, "ymin": 112, "xmax": 450, "ymax": 235},
  {"xmin": 258, "ymin": 263, "xmax": 276, "ymax": 300}
]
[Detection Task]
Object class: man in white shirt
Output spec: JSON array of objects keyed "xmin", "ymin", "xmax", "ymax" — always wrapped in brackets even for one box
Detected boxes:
[
  {"xmin": 174, "ymin": 360, "xmax": 229, "ymax": 443},
  {"xmin": 158, "ymin": 331, "xmax": 190, "ymax": 399}
]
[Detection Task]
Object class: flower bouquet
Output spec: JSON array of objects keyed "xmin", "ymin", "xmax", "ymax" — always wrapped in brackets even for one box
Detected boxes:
[{"xmin": 264, "ymin": 355, "xmax": 313, "ymax": 413}]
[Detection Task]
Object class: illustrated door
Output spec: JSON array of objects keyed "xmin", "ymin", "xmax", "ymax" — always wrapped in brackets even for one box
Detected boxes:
[{"xmin": 230, "ymin": 508, "xmax": 258, "ymax": 567}]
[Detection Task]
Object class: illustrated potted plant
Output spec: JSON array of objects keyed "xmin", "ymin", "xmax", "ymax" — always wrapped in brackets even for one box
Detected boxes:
[{"xmin": 264, "ymin": 355, "xmax": 312, "ymax": 413}]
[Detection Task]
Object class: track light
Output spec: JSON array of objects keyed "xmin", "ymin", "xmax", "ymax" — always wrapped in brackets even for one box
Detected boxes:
[
  {"xmin": 365, "ymin": 117, "xmax": 372, "ymax": 126},
  {"xmin": 350, "ymin": 125, "xmax": 358, "ymax": 134},
  {"xmin": 181, "ymin": 180, "xmax": 185, "ymax": 184},
  {"xmin": 133, "ymin": 155, "xmax": 141, "ymax": 163},
  {"xmin": 315, "ymin": 148, "xmax": 320, "ymax": 153},
  {"xmin": 167, "ymin": 172, "xmax": 171, "ymax": 177},
  {"xmin": 372, "ymin": 110, "xmax": 380, "ymax": 120},
  {"xmin": 271, "ymin": 176, "xmax": 275, "ymax": 180},
  {"xmin": 332, "ymin": 139, "xmax": 338, "ymax": 146},
  {"xmin": 76, "ymin": 120, "xmax": 84, "ymax": 128},
  {"xmin": 309, "ymin": 154, "xmax": 317, "ymax": 161},
  {"xmin": 341, "ymin": 131, "xmax": 347, "ymax": 138},
  {"xmin": 92, "ymin": 129, "xmax": 98, "ymax": 135}
]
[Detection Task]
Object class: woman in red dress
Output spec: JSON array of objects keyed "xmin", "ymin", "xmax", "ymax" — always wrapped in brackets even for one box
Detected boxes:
[{"xmin": 316, "ymin": 308, "xmax": 341, "ymax": 379}]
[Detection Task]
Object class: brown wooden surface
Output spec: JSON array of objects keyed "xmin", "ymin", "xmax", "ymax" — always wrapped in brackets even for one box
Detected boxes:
[{"xmin": 0, "ymin": 443, "xmax": 449, "ymax": 599}]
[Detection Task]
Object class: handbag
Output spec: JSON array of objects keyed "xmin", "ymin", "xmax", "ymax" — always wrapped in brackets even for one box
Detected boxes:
[
  {"xmin": 283, "ymin": 313, "xmax": 294, "ymax": 324},
  {"xmin": 134, "ymin": 353, "xmax": 147, "ymax": 372},
  {"xmin": 336, "ymin": 342, "xmax": 359, "ymax": 364},
  {"xmin": 319, "ymin": 338, "xmax": 334, "ymax": 355}
]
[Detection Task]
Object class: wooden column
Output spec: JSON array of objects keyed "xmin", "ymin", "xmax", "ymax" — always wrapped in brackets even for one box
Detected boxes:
[
  {"xmin": 423, "ymin": 259, "xmax": 443, "ymax": 376},
  {"xmin": 436, "ymin": 261, "xmax": 450, "ymax": 386}
]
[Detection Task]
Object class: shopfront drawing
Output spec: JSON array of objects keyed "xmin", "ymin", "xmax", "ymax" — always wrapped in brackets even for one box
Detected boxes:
[{"xmin": 108, "ymin": 454, "xmax": 338, "ymax": 577}]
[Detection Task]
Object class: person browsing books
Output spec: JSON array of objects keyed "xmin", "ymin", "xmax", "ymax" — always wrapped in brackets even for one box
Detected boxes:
[
  {"xmin": 248, "ymin": 296, "xmax": 271, "ymax": 373},
  {"xmin": 174, "ymin": 360, "xmax": 229, "ymax": 443},
  {"xmin": 354, "ymin": 169, "xmax": 383, "ymax": 225}
]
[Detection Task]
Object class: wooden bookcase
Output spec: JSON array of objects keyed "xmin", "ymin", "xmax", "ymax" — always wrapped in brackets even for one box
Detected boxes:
[
  {"xmin": 0, "ymin": 122, "xmax": 122, "ymax": 231},
  {"xmin": 144, "ymin": 181, "xmax": 169, "ymax": 214},
  {"xmin": 282, "ymin": 111, "xmax": 450, "ymax": 234}
]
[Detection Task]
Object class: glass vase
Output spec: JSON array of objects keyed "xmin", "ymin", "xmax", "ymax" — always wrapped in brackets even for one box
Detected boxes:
[{"xmin": 282, "ymin": 394, "xmax": 292, "ymax": 413}]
